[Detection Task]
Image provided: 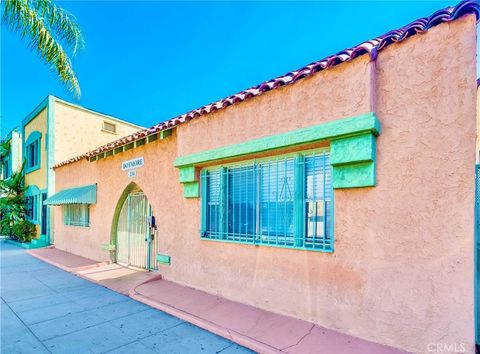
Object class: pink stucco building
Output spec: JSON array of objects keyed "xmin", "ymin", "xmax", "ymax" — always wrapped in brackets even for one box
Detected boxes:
[{"xmin": 45, "ymin": 1, "xmax": 479, "ymax": 353}]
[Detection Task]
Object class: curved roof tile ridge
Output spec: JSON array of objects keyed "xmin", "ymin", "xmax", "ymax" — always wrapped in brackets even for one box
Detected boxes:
[{"xmin": 54, "ymin": 0, "xmax": 480, "ymax": 168}]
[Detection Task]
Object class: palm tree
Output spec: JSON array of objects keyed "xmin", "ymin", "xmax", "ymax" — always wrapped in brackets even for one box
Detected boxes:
[
  {"xmin": 0, "ymin": 162, "xmax": 27, "ymax": 237},
  {"xmin": 2, "ymin": 0, "xmax": 85, "ymax": 97},
  {"xmin": 0, "ymin": 140, "xmax": 11, "ymax": 165}
]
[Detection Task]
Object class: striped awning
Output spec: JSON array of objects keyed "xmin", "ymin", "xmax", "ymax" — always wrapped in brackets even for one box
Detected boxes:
[{"xmin": 43, "ymin": 184, "xmax": 97, "ymax": 205}]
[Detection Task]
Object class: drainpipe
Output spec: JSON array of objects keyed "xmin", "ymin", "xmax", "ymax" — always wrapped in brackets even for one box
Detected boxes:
[{"xmin": 368, "ymin": 46, "xmax": 379, "ymax": 114}]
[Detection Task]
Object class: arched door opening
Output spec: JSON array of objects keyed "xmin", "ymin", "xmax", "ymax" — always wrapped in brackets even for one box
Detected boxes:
[{"xmin": 111, "ymin": 183, "xmax": 157, "ymax": 271}]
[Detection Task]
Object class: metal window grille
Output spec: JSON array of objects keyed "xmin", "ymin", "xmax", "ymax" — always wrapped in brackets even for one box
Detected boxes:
[
  {"xmin": 201, "ymin": 150, "xmax": 333, "ymax": 251},
  {"xmin": 304, "ymin": 152, "xmax": 333, "ymax": 249},
  {"xmin": 63, "ymin": 204, "xmax": 90, "ymax": 227}
]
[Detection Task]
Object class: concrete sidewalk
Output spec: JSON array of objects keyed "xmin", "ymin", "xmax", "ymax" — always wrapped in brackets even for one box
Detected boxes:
[
  {"xmin": 2, "ymin": 242, "xmax": 250, "ymax": 354},
  {"xmin": 28, "ymin": 247, "xmax": 160, "ymax": 295},
  {"xmin": 28, "ymin": 246, "xmax": 408, "ymax": 354}
]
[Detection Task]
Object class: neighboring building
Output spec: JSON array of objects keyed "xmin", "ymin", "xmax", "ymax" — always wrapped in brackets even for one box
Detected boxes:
[
  {"xmin": 1, "ymin": 128, "xmax": 22, "ymax": 180},
  {"xmin": 22, "ymin": 95, "xmax": 144, "ymax": 245},
  {"xmin": 45, "ymin": 1, "xmax": 478, "ymax": 353}
]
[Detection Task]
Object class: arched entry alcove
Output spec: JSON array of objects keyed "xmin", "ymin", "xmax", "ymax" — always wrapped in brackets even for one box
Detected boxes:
[{"xmin": 110, "ymin": 182, "xmax": 157, "ymax": 270}]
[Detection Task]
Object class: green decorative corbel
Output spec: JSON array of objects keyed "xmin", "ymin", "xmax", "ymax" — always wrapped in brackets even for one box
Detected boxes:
[
  {"xmin": 178, "ymin": 166, "xmax": 199, "ymax": 198},
  {"xmin": 330, "ymin": 133, "xmax": 377, "ymax": 188}
]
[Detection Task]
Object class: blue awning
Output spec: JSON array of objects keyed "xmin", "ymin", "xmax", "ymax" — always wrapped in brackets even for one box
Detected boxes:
[{"xmin": 43, "ymin": 184, "xmax": 97, "ymax": 205}]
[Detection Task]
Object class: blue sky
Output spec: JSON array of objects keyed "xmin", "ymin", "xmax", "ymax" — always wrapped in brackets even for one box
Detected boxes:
[{"xmin": 1, "ymin": 1, "xmax": 472, "ymax": 136}]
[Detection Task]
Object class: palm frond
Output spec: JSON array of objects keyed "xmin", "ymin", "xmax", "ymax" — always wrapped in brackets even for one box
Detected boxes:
[
  {"xmin": 2, "ymin": 0, "xmax": 83, "ymax": 97},
  {"xmin": 0, "ymin": 140, "xmax": 11, "ymax": 163},
  {"xmin": 33, "ymin": 0, "xmax": 85, "ymax": 55}
]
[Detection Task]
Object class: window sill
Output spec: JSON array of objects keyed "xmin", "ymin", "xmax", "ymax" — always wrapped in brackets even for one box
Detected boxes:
[
  {"xmin": 25, "ymin": 165, "xmax": 41, "ymax": 174},
  {"xmin": 101, "ymin": 129, "xmax": 117, "ymax": 135},
  {"xmin": 64, "ymin": 224, "xmax": 90, "ymax": 228},
  {"xmin": 200, "ymin": 236, "xmax": 334, "ymax": 253}
]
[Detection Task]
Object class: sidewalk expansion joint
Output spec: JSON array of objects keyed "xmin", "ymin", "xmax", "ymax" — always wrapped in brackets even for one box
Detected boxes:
[{"xmin": 281, "ymin": 323, "xmax": 315, "ymax": 351}]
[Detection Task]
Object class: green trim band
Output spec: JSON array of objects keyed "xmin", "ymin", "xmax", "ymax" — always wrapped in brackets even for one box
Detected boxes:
[
  {"xmin": 175, "ymin": 112, "xmax": 380, "ymax": 194},
  {"xmin": 175, "ymin": 112, "xmax": 379, "ymax": 167}
]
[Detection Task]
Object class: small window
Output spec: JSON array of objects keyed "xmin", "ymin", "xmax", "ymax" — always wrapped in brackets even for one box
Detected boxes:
[
  {"xmin": 2, "ymin": 156, "xmax": 10, "ymax": 179},
  {"xmin": 201, "ymin": 150, "xmax": 333, "ymax": 251},
  {"xmin": 102, "ymin": 121, "xmax": 117, "ymax": 134},
  {"xmin": 26, "ymin": 139, "xmax": 40, "ymax": 170},
  {"xmin": 63, "ymin": 205, "xmax": 90, "ymax": 227},
  {"xmin": 26, "ymin": 195, "xmax": 38, "ymax": 222},
  {"xmin": 25, "ymin": 131, "xmax": 41, "ymax": 173}
]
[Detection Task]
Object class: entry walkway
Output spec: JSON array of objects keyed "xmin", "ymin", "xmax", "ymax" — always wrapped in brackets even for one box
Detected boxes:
[
  {"xmin": 26, "ymin": 246, "xmax": 407, "ymax": 353},
  {"xmin": 29, "ymin": 247, "xmax": 159, "ymax": 295},
  {"xmin": 1, "ymin": 242, "xmax": 250, "ymax": 354}
]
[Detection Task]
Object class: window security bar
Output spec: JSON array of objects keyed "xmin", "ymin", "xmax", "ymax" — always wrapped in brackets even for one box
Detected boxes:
[{"xmin": 201, "ymin": 150, "xmax": 333, "ymax": 251}]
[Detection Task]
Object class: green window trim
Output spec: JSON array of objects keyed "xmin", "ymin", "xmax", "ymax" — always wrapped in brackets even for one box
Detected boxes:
[
  {"xmin": 25, "ymin": 195, "xmax": 40, "ymax": 224},
  {"xmin": 174, "ymin": 112, "xmax": 380, "ymax": 197},
  {"xmin": 200, "ymin": 148, "xmax": 334, "ymax": 252},
  {"xmin": 25, "ymin": 131, "xmax": 42, "ymax": 174},
  {"xmin": 25, "ymin": 185, "xmax": 41, "ymax": 224}
]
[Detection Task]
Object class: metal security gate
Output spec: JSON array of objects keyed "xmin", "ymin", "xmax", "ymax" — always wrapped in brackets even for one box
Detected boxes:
[
  {"xmin": 475, "ymin": 165, "xmax": 480, "ymax": 347},
  {"xmin": 116, "ymin": 192, "xmax": 157, "ymax": 270}
]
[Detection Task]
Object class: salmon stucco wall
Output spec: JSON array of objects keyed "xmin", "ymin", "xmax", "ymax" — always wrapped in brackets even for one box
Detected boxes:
[
  {"xmin": 52, "ymin": 133, "xmax": 182, "ymax": 263},
  {"xmin": 176, "ymin": 53, "xmax": 374, "ymax": 157},
  {"xmin": 53, "ymin": 101, "xmax": 143, "ymax": 164},
  {"xmin": 52, "ymin": 15, "xmax": 477, "ymax": 354}
]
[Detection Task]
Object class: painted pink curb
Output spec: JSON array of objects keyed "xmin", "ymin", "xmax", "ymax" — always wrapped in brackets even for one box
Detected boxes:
[
  {"xmin": 129, "ymin": 288, "xmax": 281, "ymax": 354},
  {"xmin": 27, "ymin": 248, "xmax": 408, "ymax": 353}
]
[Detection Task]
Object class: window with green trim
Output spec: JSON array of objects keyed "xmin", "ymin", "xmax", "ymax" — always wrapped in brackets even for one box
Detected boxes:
[
  {"xmin": 26, "ymin": 195, "xmax": 38, "ymax": 223},
  {"xmin": 201, "ymin": 150, "xmax": 333, "ymax": 251},
  {"xmin": 63, "ymin": 205, "xmax": 90, "ymax": 227},
  {"xmin": 26, "ymin": 138, "xmax": 40, "ymax": 171}
]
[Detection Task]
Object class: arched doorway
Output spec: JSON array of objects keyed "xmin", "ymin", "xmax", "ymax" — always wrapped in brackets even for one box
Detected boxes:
[{"xmin": 111, "ymin": 183, "xmax": 157, "ymax": 271}]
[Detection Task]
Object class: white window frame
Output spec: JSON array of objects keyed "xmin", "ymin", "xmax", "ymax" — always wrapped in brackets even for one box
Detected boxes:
[{"xmin": 63, "ymin": 204, "xmax": 90, "ymax": 227}]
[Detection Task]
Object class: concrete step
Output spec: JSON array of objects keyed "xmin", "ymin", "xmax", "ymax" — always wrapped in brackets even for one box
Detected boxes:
[
  {"xmin": 28, "ymin": 241, "xmax": 48, "ymax": 249},
  {"xmin": 5, "ymin": 239, "xmax": 47, "ymax": 249},
  {"xmin": 31, "ymin": 236, "xmax": 47, "ymax": 247}
]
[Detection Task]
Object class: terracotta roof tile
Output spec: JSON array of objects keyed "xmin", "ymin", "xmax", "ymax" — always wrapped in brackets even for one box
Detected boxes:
[{"xmin": 54, "ymin": 0, "xmax": 480, "ymax": 169}]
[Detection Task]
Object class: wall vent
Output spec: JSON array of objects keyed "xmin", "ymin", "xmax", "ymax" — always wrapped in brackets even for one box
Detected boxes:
[{"xmin": 102, "ymin": 121, "xmax": 117, "ymax": 134}]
